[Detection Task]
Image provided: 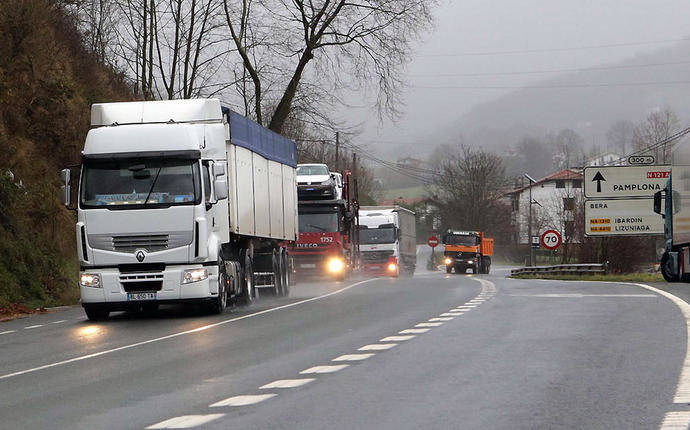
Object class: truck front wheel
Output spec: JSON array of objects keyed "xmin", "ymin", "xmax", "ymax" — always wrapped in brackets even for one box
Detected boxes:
[{"xmin": 84, "ymin": 305, "xmax": 109, "ymax": 321}]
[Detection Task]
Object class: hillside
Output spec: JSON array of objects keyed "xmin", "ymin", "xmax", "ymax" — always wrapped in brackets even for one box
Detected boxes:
[
  {"xmin": 0, "ymin": 0, "xmax": 132, "ymax": 308},
  {"xmin": 452, "ymin": 40, "xmax": 690, "ymax": 150}
]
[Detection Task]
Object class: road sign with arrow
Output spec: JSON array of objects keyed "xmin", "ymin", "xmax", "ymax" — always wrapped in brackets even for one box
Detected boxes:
[{"xmin": 583, "ymin": 165, "xmax": 670, "ymax": 198}]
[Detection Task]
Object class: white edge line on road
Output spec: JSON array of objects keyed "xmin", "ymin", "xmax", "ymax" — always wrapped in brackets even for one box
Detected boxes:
[
  {"xmin": 146, "ymin": 413, "xmax": 226, "ymax": 429},
  {"xmin": 630, "ymin": 282, "xmax": 690, "ymax": 404},
  {"xmin": 0, "ymin": 278, "xmax": 377, "ymax": 381},
  {"xmin": 659, "ymin": 411, "xmax": 690, "ymax": 430}
]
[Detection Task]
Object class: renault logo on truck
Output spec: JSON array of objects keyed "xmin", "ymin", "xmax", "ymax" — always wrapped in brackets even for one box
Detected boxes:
[{"xmin": 135, "ymin": 250, "xmax": 146, "ymax": 262}]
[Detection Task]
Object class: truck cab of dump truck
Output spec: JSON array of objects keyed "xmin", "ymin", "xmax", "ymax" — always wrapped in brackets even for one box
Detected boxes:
[
  {"xmin": 442, "ymin": 230, "xmax": 493, "ymax": 274},
  {"xmin": 61, "ymin": 99, "xmax": 297, "ymax": 320}
]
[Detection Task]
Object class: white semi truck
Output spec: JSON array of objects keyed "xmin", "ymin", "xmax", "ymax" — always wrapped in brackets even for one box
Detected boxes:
[
  {"xmin": 359, "ymin": 206, "xmax": 416, "ymax": 276},
  {"xmin": 60, "ymin": 99, "xmax": 298, "ymax": 320}
]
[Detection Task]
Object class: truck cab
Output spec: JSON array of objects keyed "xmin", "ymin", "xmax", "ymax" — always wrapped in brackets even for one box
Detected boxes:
[
  {"xmin": 359, "ymin": 206, "xmax": 416, "ymax": 277},
  {"xmin": 442, "ymin": 230, "xmax": 493, "ymax": 274}
]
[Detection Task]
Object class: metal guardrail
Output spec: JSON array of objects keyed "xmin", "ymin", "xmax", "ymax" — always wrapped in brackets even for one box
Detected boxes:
[{"xmin": 510, "ymin": 263, "xmax": 607, "ymax": 277}]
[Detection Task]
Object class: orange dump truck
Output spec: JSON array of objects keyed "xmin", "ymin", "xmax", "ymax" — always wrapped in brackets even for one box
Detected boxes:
[{"xmin": 442, "ymin": 230, "xmax": 493, "ymax": 274}]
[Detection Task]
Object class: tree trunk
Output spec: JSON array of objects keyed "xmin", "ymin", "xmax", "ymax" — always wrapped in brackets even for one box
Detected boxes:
[{"xmin": 268, "ymin": 50, "xmax": 312, "ymax": 134}]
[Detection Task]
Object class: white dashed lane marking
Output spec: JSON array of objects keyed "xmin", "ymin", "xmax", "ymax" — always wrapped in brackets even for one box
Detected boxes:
[
  {"xmin": 415, "ymin": 322, "xmax": 443, "ymax": 327},
  {"xmin": 260, "ymin": 379, "xmax": 315, "ymax": 389},
  {"xmin": 440, "ymin": 313, "xmax": 462, "ymax": 317},
  {"xmin": 52, "ymin": 320, "xmax": 67, "ymax": 324},
  {"xmin": 399, "ymin": 328, "xmax": 430, "ymax": 334},
  {"xmin": 0, "ymin": 330, "xmax": 16, "ymax": 335},
  {"xmin": 429, "ymin": 317, "xmax": 453, "ymax": 322},
  {"xmin": 24, "ymin": 325, "xmax": 43, "ymax": 330},
  {"xmin": 359, "ymin": 343, "xmax": 397, "ymax": 351},
  {"xmin": 333, "ymin": 353, "xmax": 375, "ymax": 362},
  {"xmin": 381, "ymin": 335, "xmax": 415, "ymax": 342},
  {"xmin": 300, "ymin": 365, "xmax": 349, "ymax": 374},
  {"xmin": 659, "ymin": 411, "xmax": 690, "ymax": 430},
  {"xmin": 210, "ymin": 394, "xmax": 277, "ymax": 407},
  {"xmin": 146, "ymin": 414, "xmax": 225, "ymax": 429}
]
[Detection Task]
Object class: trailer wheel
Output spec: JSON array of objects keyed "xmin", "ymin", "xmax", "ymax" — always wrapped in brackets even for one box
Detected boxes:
[
  {"xmin": 280, "ymin": 250, "xmax": 290, "ymax": 296},
  {"xmin": 661, "ymin": 252, "xmax": 680, "ymax": 282},
  {"xmin": 270, "ymin": 250, "xmax": 282, "ymax": 296},
  {"xmin": 84, "ymin": 305, "xmax": 109, "ymax": 321},
  {"xmin": 446, "ymin": 265, "xmax": 452, "ymax": 274},
  {"xmin": 241, "ymin": 250, "xmax": 256, "ymax": 304}
]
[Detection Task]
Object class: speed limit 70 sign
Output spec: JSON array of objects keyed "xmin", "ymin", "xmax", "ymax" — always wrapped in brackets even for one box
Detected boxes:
[{"xmin": 541, "ymin": 230, "xmax": 562, "ymax": 250}]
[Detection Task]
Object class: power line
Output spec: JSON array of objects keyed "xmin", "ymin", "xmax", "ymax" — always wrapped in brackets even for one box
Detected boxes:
[
  {"xmin": 408, "ymin": 60, "xmax": 690, "ymax": 78},
  {"xmin": 419, "ymin": 37, "xmax": 690, "ymax": 57},
  {"xmin": 412, "ymin": 80, "xmax": 690, "ymax": 90}
]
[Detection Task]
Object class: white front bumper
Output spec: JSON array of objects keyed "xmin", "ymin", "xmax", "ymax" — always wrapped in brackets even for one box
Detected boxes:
[{"xmin": 80, "ymin": 265, "xmax": 218, "ymax": 304}]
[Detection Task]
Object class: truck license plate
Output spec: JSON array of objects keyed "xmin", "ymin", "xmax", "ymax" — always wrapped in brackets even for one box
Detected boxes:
[
  {"xmin": 127, "ymin": 292, "xmax": 157, "ymax": 301},
  {"xmin": 370, "ymin": 265, "xmax": 380, "ymax": 269},
  {"xmin": 300, "ymin": 263, "xmax": 316, "ymax": 268}
]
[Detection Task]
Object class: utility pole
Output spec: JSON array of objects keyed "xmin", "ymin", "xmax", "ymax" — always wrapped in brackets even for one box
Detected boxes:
[
  {"xmin": 352, "ymin": 152, "xmax": 357, "ymax": 179},
  {"xmin": 524, "ymin": 173, "xmax": 537, "ymax": 266},
  {"xmin": 335, "ymin": 132, "xmax": 340, "ymax": 171}
]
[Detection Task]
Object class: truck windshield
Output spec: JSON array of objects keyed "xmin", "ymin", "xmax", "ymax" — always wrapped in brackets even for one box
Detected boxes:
[
  {"xmin": 446, "ymin": 235, "xmax": 479, "ymax": 246},
  {"xmin": 359, "ymin": 227, "xmax": 395, "ymax": 244},
  {"xmin": 299, "ymin": 212, "xmax": 339, "ymax": 232},
  {"xmin": 80, "ymin": 158, "xmax": 201, "ymax": 208}
]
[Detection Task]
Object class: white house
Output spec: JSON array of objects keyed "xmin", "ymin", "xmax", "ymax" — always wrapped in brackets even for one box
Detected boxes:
[
  {"xmin": 585, "ymin": 151, "xmax": 625, "ymax": 167},
  {"xmin": 505, "ymin": 169, "xmax": 584, "ymax": 245}
]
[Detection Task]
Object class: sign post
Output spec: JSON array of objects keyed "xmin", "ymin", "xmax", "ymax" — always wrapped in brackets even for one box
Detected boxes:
[{"xmin": 428, "ymin": 235, "xmax": 439, "ymax": 268}]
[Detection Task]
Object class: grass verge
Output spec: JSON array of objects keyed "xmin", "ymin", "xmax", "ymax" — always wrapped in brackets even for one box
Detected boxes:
[{"xmin": 511, "ymin": 273, "xmax": 664, "ymax": 282}]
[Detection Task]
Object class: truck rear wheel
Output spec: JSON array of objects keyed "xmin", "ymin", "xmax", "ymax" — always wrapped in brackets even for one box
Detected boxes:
[
  {"xmin": 84, "ymin": 305, "xmax": 109, "ymax": 321},
  {"xmin": 661, "ymin": 251, "xmax": 680, "ymax": 282}
]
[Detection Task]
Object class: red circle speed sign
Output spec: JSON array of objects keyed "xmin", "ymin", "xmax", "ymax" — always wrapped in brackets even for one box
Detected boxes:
[
  {"xmin": 541, "ymin": 230, "xmax": 562, "ymax": 250},
  {"xmin": 427, "ymin": 236, "xmax": 439, "ymax": 248}
]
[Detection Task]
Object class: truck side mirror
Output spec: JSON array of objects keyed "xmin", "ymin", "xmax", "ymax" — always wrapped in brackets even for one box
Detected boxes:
[
  {"xmin": 214, "ymin": 179, "xmax": 228, "ymax": 200},
  {"xmin": 60, "ymin": 168, "xmax": 71, "ymax": 207},
  {"xmin": 653, "ymin": 190, "xmax": 664, "ymax": 218}
]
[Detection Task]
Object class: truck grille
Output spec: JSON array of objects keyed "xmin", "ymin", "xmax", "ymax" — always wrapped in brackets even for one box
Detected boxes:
[
  {"xmin": 113, "ymin": 234, "xmax": 169, "ymax": 252},
  {"xmin": 89, "ymin": 231, "xmax": 192, "ymax": 253},
  {"xmin": 120, "ymin": 273, "xmax": 164, "ymax": 292},
  {"xmin": 361, "ymin": 250, "xmax": 393, "ymax": 263}
]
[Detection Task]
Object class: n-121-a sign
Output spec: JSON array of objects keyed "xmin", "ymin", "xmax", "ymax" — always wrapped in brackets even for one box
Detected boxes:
[{"xmin": 584, "ymin": 165, "xmax": 670, "ymax": 199}]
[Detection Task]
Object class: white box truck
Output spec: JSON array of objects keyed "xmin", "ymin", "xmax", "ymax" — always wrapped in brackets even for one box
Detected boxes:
[
  {"xmin": 359, "ymin": 206, "xmax": 416, "ymax": 276},
  {"xmin": 60, "ymin": 99, "xmax": 298, "ymax": 320}
]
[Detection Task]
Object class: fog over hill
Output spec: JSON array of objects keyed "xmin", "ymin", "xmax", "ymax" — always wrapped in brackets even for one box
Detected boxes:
[{"xmin": 445, "ymin": 40, "xmax": 690, "ymax": 152}]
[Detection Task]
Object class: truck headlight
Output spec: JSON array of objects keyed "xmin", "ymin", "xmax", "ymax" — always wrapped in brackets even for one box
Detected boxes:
[
  {"xmin": 444, "ymin": 257, "xmax": 452, "ymax": 265},
  {"xmin": 387, "ymin": 263, "xmax": 397, "ymax": 272},
  {"xmin": 182, "ymin": 268, "xmax": 208, "ymax": 284},
  {"xmin": 327, "ymin": 258, "xmax": 344, "ymax": 273},
  {"xmin": 79, "ymin": 273, "xmax": 102, "ymax": 288}
]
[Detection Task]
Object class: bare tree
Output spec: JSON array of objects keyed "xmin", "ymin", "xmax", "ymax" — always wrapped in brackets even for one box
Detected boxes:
[
  {"xmin": 551, "ymin": 129, "xmax": 584, "ymax": 169},
  {"xmin": 605, "ymin": 120, "xmax": 634, "ymax": 155},
  {"xmin": 432, "ymin": 146, "xmax": 507, "ymax": 234},
  {"xmin": 633, "ymin": 108, "xmax": 679, "ymax": 163},
  {"xmin": 223, "ymin": 0, "xmax": 435, "ymax": 133}
]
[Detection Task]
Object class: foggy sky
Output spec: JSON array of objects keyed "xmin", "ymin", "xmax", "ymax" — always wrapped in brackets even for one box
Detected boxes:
[{"xmin": 345, "ymin": 0, "xmax": 690, "ymax": 156}]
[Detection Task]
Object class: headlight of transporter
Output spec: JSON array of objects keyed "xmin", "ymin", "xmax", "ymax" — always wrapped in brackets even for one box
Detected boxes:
[
  {"xmin": 388, "ymin": 263, "xmax": 397, "ymax": 272},
  {"xmin": 79, "ymin": 273, "xmax": 102, "ymax": 288},
  {"xmin": 182, "ymin": 268, "xmax": 208, "ymax": 284},
  {"xmin": 444, "ymin": 257, "xmax": 452, "ymax": 265},
  {"xmin": 328, "ymin": 257, "xmax": 345, "ymax": 273}
]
